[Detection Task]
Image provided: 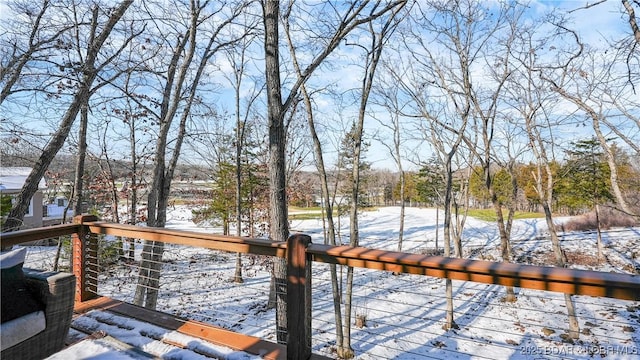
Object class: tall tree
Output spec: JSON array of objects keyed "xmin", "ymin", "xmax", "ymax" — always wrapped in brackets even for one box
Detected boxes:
[
  {"xmin": 133, "ymin": 0, "xmax": 249, "ymax": 309},
  {"xmin": 263, "ymin": 0, "xmax": 406, "ymax": 347},
  {"xmin": 222, "ymin": 28, "xmax": 261, "ymax": 283},
  {"xmin": 508, "ymin": 17, "xmax": 581, "ymax": 337},
  {"xmin": 344, "ymin": 6, "xmax": 406, "ymax": 355},
  {"xmin": 565, "ymin": 138, "xmax": 613, "ymax": 260},
  {"xmin": 2, "ymin": 0, "xmax": 134, "ymax": 232},
  {"xmin": 373, "ymin": 65, "xmax": 409, "ymax": 251},
  {"xmin": 459, "ymin": 0, "xmax": 525, "ymax": 303},
  {"xmin": 283, "ymin": 32, "xmax": 347, "ymax": 356},
  {"xmin": 390, "ymin": 0, "xmax": 496, "ymax": 329}
]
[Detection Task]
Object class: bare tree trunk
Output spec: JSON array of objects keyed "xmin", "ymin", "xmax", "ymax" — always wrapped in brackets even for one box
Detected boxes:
[
  {"xmin": 231, "ymin": 40, "xmax": 254, "ymax": 285},
  {"xmin": 73, "ymin": 103, "xmax": 88, "ymax": 217},
  {"xmin": 484, "ymin": 161, "xmax": 516, "ymax": 302},
  {"xmin": 127, "ymin": 97, "xmax": 138, "ymax": 260},
  {"xmin": 523, "ymin": 69, "xmax": 581, "ymax": 338},
  {"xmin": 398, "ymin": 177, "xmax": 405, "ymax": 252},
  {"xmin": 538, "ymin": 131, "xmax": 581, "ymax": 341},
  {"xmin": 262, "ymin": 0, "xmax": 289, "ymax": 343},
  {"xmin": 65, "ymin": 101, "xmax": 89, "ymax": 270},
  {"xmin": 299, "ymin": 82, "xmax": 346, "ymax": 352},
  {"xmin": 541, "ymin": 183, "xmax": 581, "ymax": 339},
  {"xmin": 394, "ymin": 114, "xmax": 406, "ymax": 253},
  {"xmin": 442, "ymin": 154, "xmax": 458, "ymax": 330},
  {"xmin": 343, "ymin": 14, "xmax": 403, "ymax": 355},
  {"xmin": 490, "ymin": 193, "xmax": 516, "ymax": 302},
  {"xmin": 435, "ymin": 204, "xmax": 439, "ymax": 251},
  {"xmin": 233, "ymin": 106, "xmax": 243, "ymax": 283},
  {"xmin": 595, "ymin": 203, "xmax": 604, "ymax": 260},
  {"xmin": 373, "ymin": 86, "xmax": 406, "ymax": 252}
]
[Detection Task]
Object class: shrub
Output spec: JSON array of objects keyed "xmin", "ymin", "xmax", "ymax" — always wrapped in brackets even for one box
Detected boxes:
[{"xmin": 562, "ymin": 207, "xmax": 638, "ymax": 232}]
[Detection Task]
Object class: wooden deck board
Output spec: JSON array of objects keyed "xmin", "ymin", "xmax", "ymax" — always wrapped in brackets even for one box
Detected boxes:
[{"xmin": 74, "ymin": 297, "xmax": 333, "ymax": 360}]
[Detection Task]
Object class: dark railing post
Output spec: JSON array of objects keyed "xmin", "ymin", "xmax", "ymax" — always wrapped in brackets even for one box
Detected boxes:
[
  {"xmin": 287, "ymin": 234, "xmax": 312, "ymax": 360},
  {"xmin": 73, "ymin": 214, "xmax": 99, "ymax": 303}
]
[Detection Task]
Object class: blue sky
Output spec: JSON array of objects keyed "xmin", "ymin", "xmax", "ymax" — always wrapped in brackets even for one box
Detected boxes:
[{"xmin": 1, "ymin": 0, "xmax": 637, "ymax": 173}]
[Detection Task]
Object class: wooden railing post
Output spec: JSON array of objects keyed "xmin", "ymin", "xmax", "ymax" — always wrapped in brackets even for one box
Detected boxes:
[
  {"xmin": 286, "ymin": 234, "xmax": 312, "ymax": 360},
  {"xmin": 73, "ymin": 214, "xmax": 99, "ymax": 303}
]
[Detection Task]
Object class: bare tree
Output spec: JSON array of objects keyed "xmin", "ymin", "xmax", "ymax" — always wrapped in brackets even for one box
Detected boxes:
[
  {"xmin": 133, "ymin": 0, "xmax": 250, "ymax": 309},
  {"xmin": 465, "ymin": 2, "xmax": 525, "ymax": 303},
  {"xmin": 389, "ymin": 0, "xmax": 496, "ymax": 329},
  {"xmin": 507, "ymin": 17, "xmax": 582, "ymax": 338},
  {"xmin": 119, "ymin": 71, "xmax": 156, "ymax": 258},
  {"xmin": 2, "ymin": 0, "xmax": 134, "ymax": 232},
  {"xmin": 283, "ymin": 19, "xmax": 348, "ymax": 350},
  {"xmin": 222, "ymin": 30, "xmax": 262, "ymax": 283},
  {"xmin": 342, "ymin": 9, "xmax": 406, "ymax": 356},
  {"xmin": 538, "ymin": 30, "xmax": 638, "ymax": 217},
  {"xmin": 372, "ymin": 67, "xmax": 408, "ymax": 252},
  {"xmin": 264, "ymin": 0, "xmax": 406, "ymax": 347},
  {"xmin": 0, "ymin": 0, "xmax": 76, "ymax": 104}
]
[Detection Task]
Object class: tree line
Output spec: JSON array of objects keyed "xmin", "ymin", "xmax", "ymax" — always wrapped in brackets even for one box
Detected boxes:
[{"xmin": 1, "ymin": 0, "xmax": 639, "ymax": 357}]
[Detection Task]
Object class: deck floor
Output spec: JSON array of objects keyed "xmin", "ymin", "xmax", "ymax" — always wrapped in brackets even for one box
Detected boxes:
[{"xmin": 65, "ymin": 297, "xmax": 331, "ymax": 359}]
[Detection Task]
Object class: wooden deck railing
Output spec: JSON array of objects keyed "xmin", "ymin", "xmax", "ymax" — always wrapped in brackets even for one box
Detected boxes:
[{"xmin": 2, "ymin": 214, "xmax": 639, "ymax": 359}]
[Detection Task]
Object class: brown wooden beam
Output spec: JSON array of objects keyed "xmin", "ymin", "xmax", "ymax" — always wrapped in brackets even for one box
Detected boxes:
[
  {"xmin": 85, "ymin": 221, "xmax": 287, "ymax": 258},
  {"xmin": 8, "ymin": 219, "xmax": 638, "ymax": 301},
  {"xmin": 0, "ymin": 223, "xmax": 79, "ymax": 247},
  {"xmin": 307, "ymin": 244, "xmax": 640, "ymax": 300}
]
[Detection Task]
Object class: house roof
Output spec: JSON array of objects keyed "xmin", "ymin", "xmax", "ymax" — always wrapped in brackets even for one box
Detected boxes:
[{"xmin": 0, "ymin": 167, "xmax": 47, "ymax": 191}]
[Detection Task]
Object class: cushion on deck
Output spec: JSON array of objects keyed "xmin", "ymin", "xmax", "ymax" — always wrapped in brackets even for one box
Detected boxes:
[
  {"xmin": 0, "ymin": 310, "xmax": 46, "ymax": 350},
  {"xmin": 1, "ymin": 248, "xmax": 45, "ymax": 323}
]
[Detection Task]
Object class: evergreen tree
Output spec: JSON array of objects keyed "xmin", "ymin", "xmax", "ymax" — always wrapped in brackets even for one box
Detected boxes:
[
  {"xmin": 557, "ymin": 138, "xmax": 613, "ymax": 214},
  {"xmin": 416, "ymin": 158, "xmax": 446, "ymax": 207},
  {"xmin": 393, "ymin": 172, "xmax": 419, "ymax": 205},
  {"xmin": 336, "ymin": 122, "xmax": 371, "ymax": 207},
  {"xmin": 469, "ymin": 167, "xmax": 514, "ymax": 209},
  {"xmin": 560, "ymin": 137, "xmax": 614, "ymax": 260}
]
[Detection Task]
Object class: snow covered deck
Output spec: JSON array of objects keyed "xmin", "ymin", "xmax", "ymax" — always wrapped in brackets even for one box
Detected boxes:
[{"xmin": 65, "ymin": 296, "xmax": 327, "ymax": 360}]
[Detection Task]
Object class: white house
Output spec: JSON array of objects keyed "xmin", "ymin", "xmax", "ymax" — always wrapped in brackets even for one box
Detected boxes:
[
  {"xmin": 0, "ymin": 167, "xmax": 47, "ymax": 229},
  {"xmin": 44, "ymin": 196, "xmax": 74, "ymax": 223}
]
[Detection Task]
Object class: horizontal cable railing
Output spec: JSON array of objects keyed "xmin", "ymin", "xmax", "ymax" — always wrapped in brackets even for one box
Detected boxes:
[
  {"xmin": 11, "ymin": 232, "xmax": 74, "ymax": 273},
  {"xmin": 95, "ymin": 240, "xmax": 278, "ymax": 339},
  {"xmin": 2, "ymin": 214, "xmax": 639, "ymax": 359},
  {"xmin": 65, "ymin": 216, "xmax": 282, "ymax": 343}
]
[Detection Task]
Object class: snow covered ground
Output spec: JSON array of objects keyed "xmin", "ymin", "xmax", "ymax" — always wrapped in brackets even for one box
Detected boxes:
[{"xmin": 24, "ymin": 206, "xmax": 640, "ymax": 359}]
